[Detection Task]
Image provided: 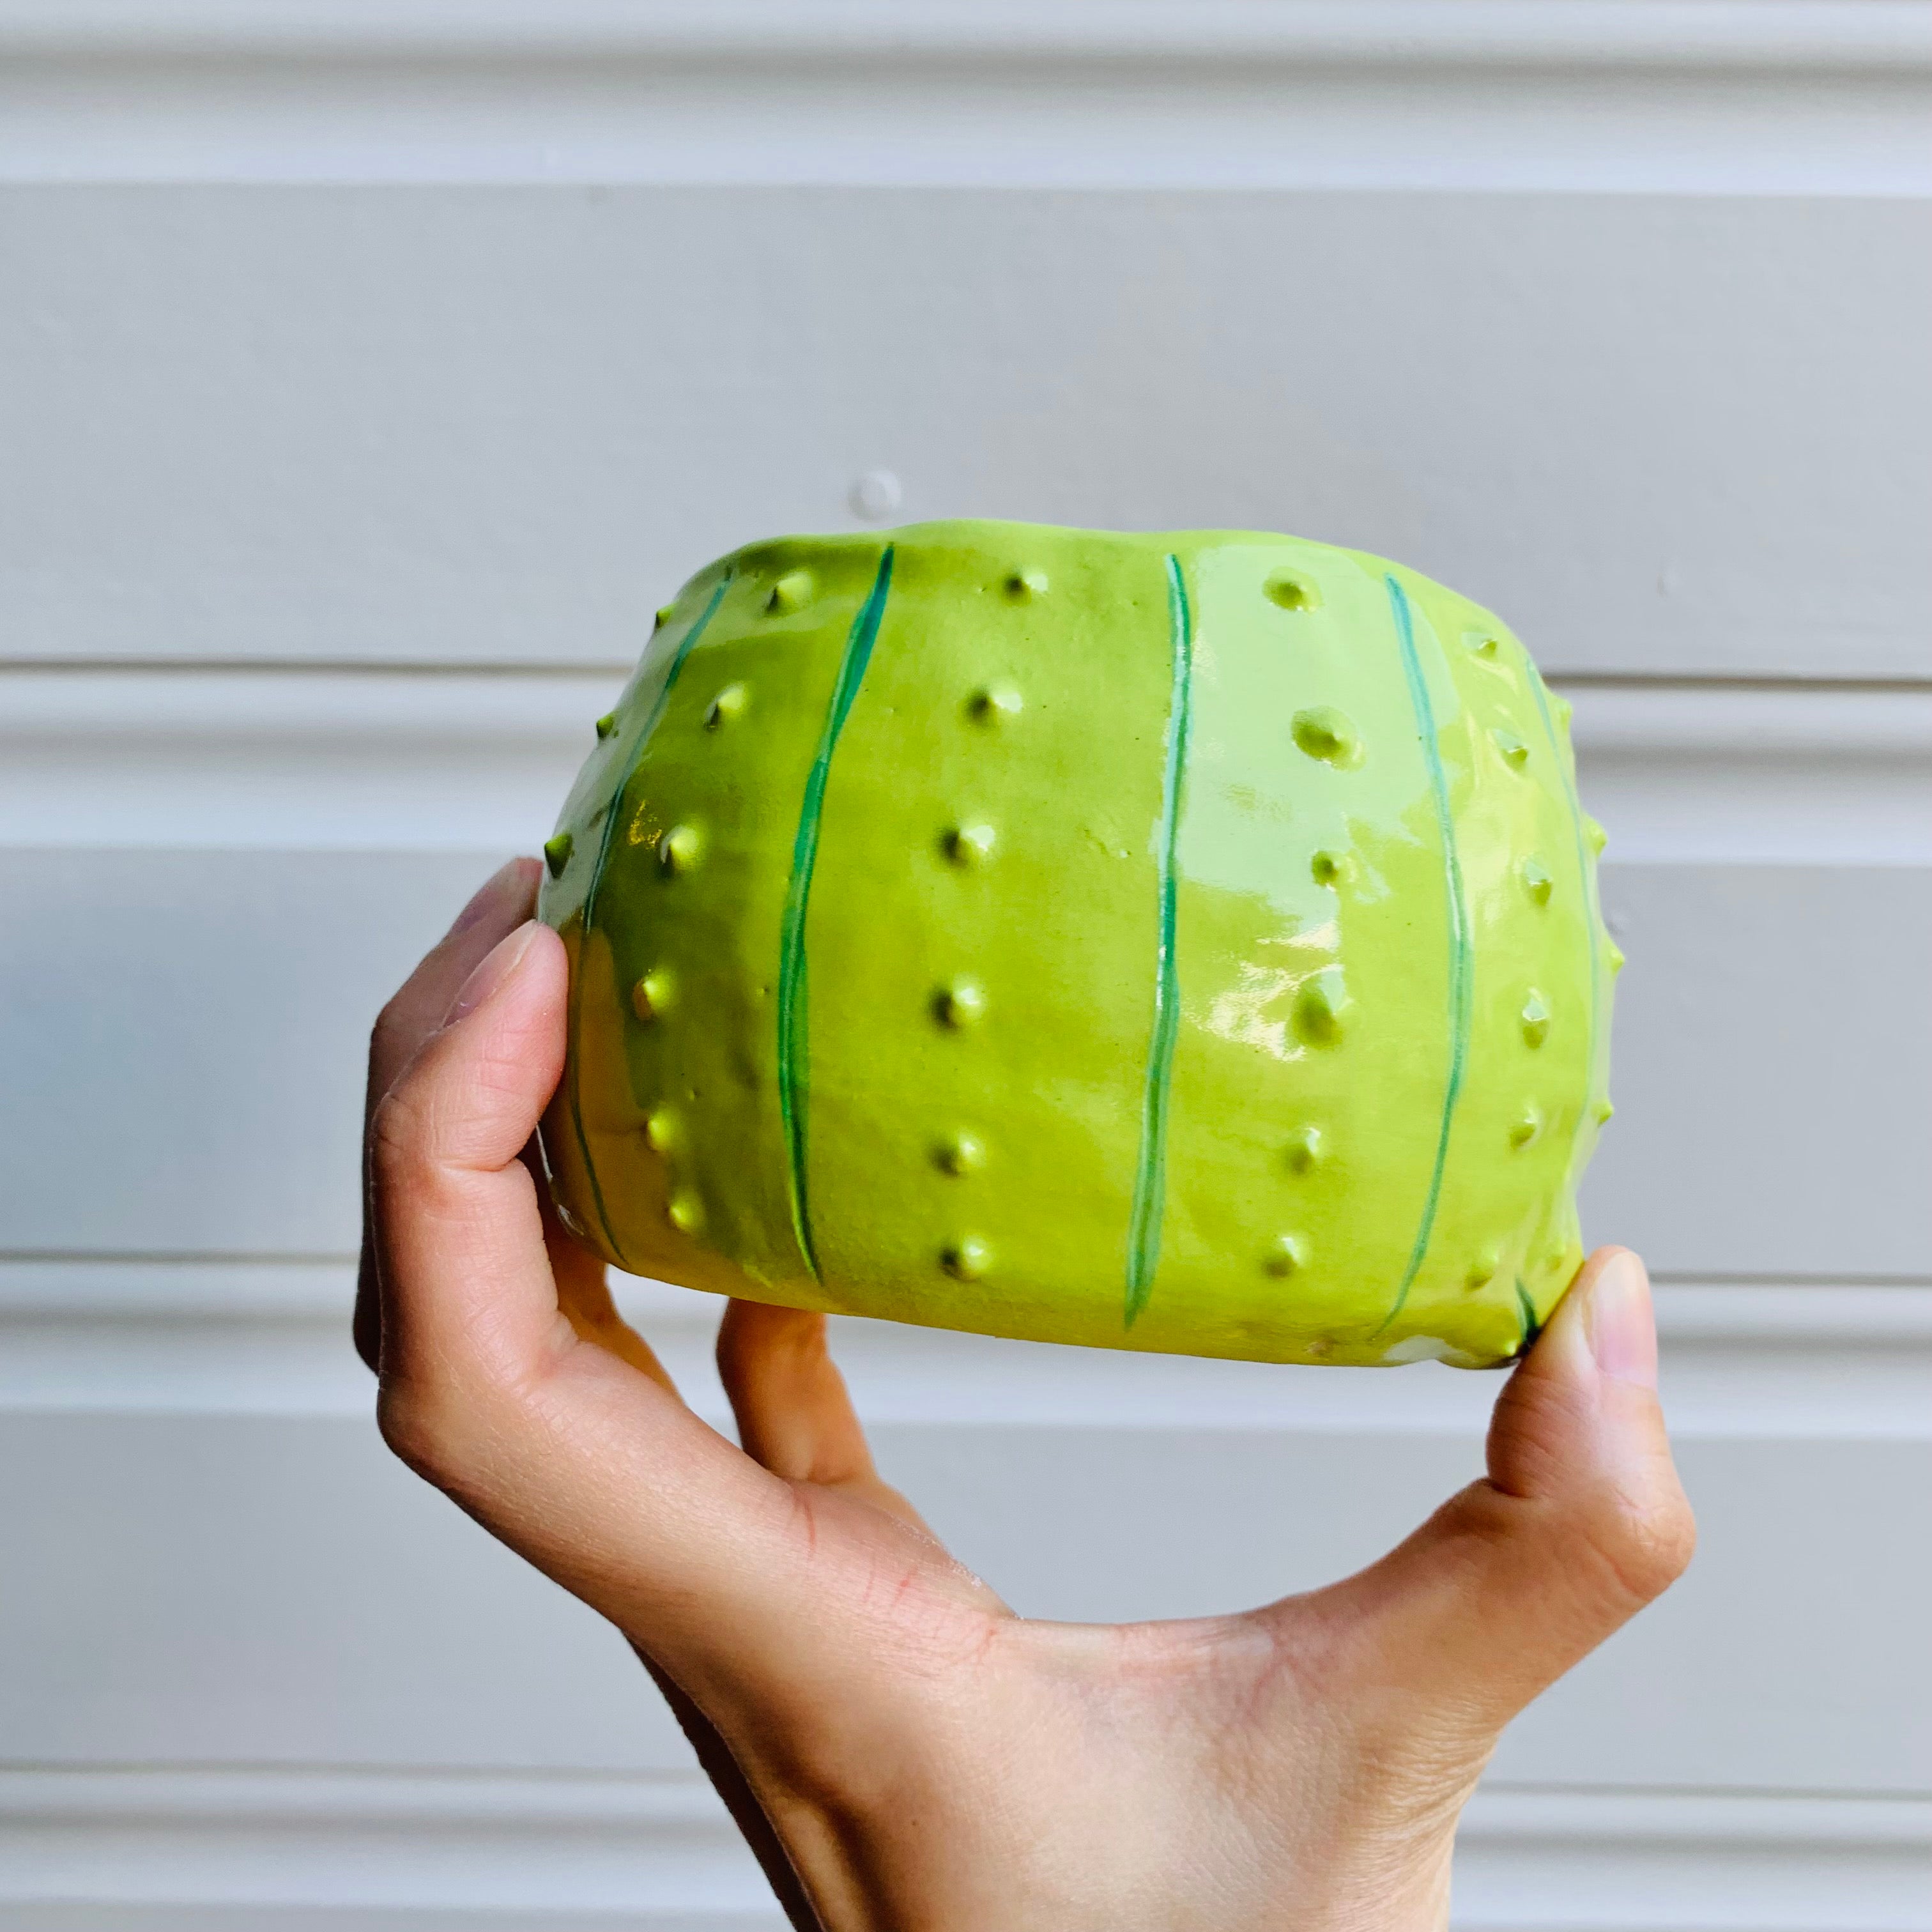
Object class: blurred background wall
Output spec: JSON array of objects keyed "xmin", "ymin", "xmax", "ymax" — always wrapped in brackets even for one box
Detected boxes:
[{"xmin": 1, "ymin": 3, "xmax": 1928, "ymax": 1925}]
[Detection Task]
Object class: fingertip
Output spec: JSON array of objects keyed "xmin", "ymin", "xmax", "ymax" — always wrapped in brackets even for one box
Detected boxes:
[
  {"xmin": 1579, "ymin": 1246, "xmax": 1657, "ymax": 1391},
  {"xmin": 378, "ymin": 921, "xmax": 567, "ymax": 1190},
  {"xmin": 1515, "ymin": 1245, "xmax": 1651, "ymax": 1386},
  {"xmin": 443, "ymin": 919, "xmax": 542, "ymax": 1025},
  {"xmin": 449, "ymin": 855, "xmax": 542, "ymax": 939},
  {"xmin": 1489, "ymin": 1247, "xmax": 1657, "ymax": 1498},
  {"xmin": 1491, "ymin": 1242, "xmax": 1692, "ymax": 1575},
  {"xmin": 717, "ymin": 1298, "xmax": 825, "ymax": 1369}
]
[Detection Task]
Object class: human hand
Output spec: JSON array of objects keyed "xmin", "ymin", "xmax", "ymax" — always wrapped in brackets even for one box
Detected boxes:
[{"xmin": 357, "ymin": 858, "xmax": 1694, "ymax": 1932}]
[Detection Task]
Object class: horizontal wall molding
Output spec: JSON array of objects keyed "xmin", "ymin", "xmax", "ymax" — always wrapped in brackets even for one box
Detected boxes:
[
  {"xmin": 1575, "ymin": 685, "xmax": 1932, "ymax": 867},
  {"xmin": 2, "ymin": 3, "xmax": 1929, "ymax": 190},
  {"xmin": 1453, "ymin": 1784, "xmax": 1932, "ymax": 1932},
  {"xmin": 3, "ymin": 1259, "xmax": 1925, "ymax": 1439},
  {"xmin": 0, "ymin": 666, "xmax": 620, "ymax": 855},
  {"xmin": 5, "ymin": 2, "xmax": 1930, "ymax": 73},
  {"xmin": 1, "ymin": 1763, "xmax": 1924, "ymax": 1928},
  {"xmin": 0, "ymin": 1765, "xmax": 770, "ymax": 1922},
  {"xmin": 8, "ymin": 670, "xmax": 1931, "ymax": 863},
  {"xmin": 8, "ymin": 1256, "xmax": 1931, "ymax": 1338}
]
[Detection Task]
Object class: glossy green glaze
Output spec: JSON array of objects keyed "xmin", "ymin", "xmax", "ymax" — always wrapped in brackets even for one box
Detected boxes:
[{"xmin": 538, "ymin": 522, "xmax": 1615, "ymax": 1367}]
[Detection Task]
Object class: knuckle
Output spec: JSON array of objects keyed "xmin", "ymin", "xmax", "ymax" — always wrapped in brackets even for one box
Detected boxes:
[
  {"xmin": 369, "ymin": 1086, "xmax": 436, "ymax": 1189},
  {"xmin": 376, "ymin": 1376, "xmax": 469, "ymax": 1487},
  {"xmin": 369, "ymin": 997, "xmax": 419, "ymax": 1068},
  {"xmin": 1561, "ymin": 1478, "xmax": 1697, "ymax": 1610}
]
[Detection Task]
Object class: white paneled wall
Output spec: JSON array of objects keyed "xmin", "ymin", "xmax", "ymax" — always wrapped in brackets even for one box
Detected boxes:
[
  {"xmin": 6, "ymin": 189, "xmax": 1930, "ymax": 678},
  {"xmin": 3, "ymin": 5, "xmax": 1929, "ymax": 1926}
]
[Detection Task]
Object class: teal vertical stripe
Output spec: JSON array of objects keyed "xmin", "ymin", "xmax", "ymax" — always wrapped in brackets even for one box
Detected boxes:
[
  {"xmin": 567, "ymin": 573, "xmax": 733, "ymax": 1268},
  {"xmin": 1124, "ymin": 555, "xmax": 1195, "ymax": 1326},
  {"xmin": 777, "ymin": 546, "xmax": 896, "ymax": 1280},
  {"xmin": 1526, "ymin": 666, "xmax": 1604, "ymax": 1176},
  {"xmin": 1514, "ymin": 1276, "xmax": 1543, "ymax": 1356},
  {"xmin": 1379, "ymin": 572, "xmax": 1473, "ymax": 1334}
]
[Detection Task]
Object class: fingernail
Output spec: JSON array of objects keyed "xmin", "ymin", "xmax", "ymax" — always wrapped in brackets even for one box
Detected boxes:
[
  {"xmin": 1587, "ymin": 1250, "xmax": 1657, "ymax": 1390},
  {"xmin": 445, "ymin": 921, "xmax": 539, "ymax": 1023},
  {"xmin": 450, "ymin": 857, "xmax": 533, "ymax": 937}
]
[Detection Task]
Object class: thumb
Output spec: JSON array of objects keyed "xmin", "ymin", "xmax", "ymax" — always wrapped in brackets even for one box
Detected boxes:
[{"xmin": 1324, "ymin": 1247, "xmax": 1696, "ymax": 1733}]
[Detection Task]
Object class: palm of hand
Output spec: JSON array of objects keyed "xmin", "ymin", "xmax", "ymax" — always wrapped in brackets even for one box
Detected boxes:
[{"xmin": 358, "ymin": 861, "xmax": 1692, "ymax": 1932}]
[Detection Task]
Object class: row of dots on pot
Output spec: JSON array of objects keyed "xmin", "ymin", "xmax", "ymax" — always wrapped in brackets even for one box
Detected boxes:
[
  {"xmin": 548, "ymin": 811, "xmax": 1599, "ymax": 914},
  {"xmin": 600, "ymin": 680, "xmax": 1549, "ymax": 787},
  {"xmin": 701, "ymin": 563, "xmax": 1277, "ymax": 615},
  {"xmin": 633, "ymin": 953, "xmax": 1558, "ymax": 1085},
  {"xmin": 657, "ymin": 559, "xmax": 1503, "ymax": 620}
]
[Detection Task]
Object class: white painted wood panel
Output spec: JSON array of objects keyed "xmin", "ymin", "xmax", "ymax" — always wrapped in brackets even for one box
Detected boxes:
[
  {"xmin": 1, "ymin": 1411, "xmax": 1925, "ymax": 1795},
  {"xmin": 3, "ymin": 189, "xmax": 1927, "ymax": 677},
  {"xmin": 1586, "ymin": 862, "xmax": 1932, "ymax": 1276}
]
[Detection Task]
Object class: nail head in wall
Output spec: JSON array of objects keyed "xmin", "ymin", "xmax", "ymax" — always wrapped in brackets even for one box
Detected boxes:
[{"xmin": 848, "ymin": 470, "xmax": 903, "ymax": 523}]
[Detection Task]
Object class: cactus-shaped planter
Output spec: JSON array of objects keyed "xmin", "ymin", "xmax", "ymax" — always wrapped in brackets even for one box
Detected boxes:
[{"xmin": 538, "ymin": 521, "xmax": 1615, "ymax": 1367}]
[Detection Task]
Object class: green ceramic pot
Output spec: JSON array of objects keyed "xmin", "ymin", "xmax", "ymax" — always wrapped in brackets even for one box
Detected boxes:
[{"xmin": 538, "ymin": 521, "xmax": 1616, "ymax": 1367}]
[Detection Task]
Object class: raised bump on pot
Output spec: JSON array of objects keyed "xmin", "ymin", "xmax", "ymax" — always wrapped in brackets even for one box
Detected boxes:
[
  {"xmin": 935, "ymin": 979, "xmax": 987, "ymax": 1028},
  {"xmin": 935, "ymin": 1131, "xmax": 986, "ymax": 1176},
  {"xmin": 1264, "ymin": 1234, "xmax": 1307, "ymax": 1277},
  {"xmin": 1292, "ymin": 968, "xmax": 1349, "ymax": 1045},
  {"xmin": 631, "ymin": 970, "xmax": 675, "ymax": 1023},
  {"xmin": 766, "ymin": 569, "xmax": 813, "ymax": 613},
  {"xmin": 1292, "ymin": 707, "xmax": 1363, "ymax": 769},
  {"xmin": 943, "ymin": 1236, "xmax": 991, "ymax": 1281},
  {"xmin": 945, "ymin": 823, "xmax": 997, "ymax": 867},
  {"xmin": 1264, "ymin": 571, "xmax": 1319, "ymax": 611},
  {"xmin": 660, "ymin": 824, "xmax": 703, "ymax": 875},
  {"xmin": 1520, "ymin": 991, "xmax": 1551, "ymax": 1048}
]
